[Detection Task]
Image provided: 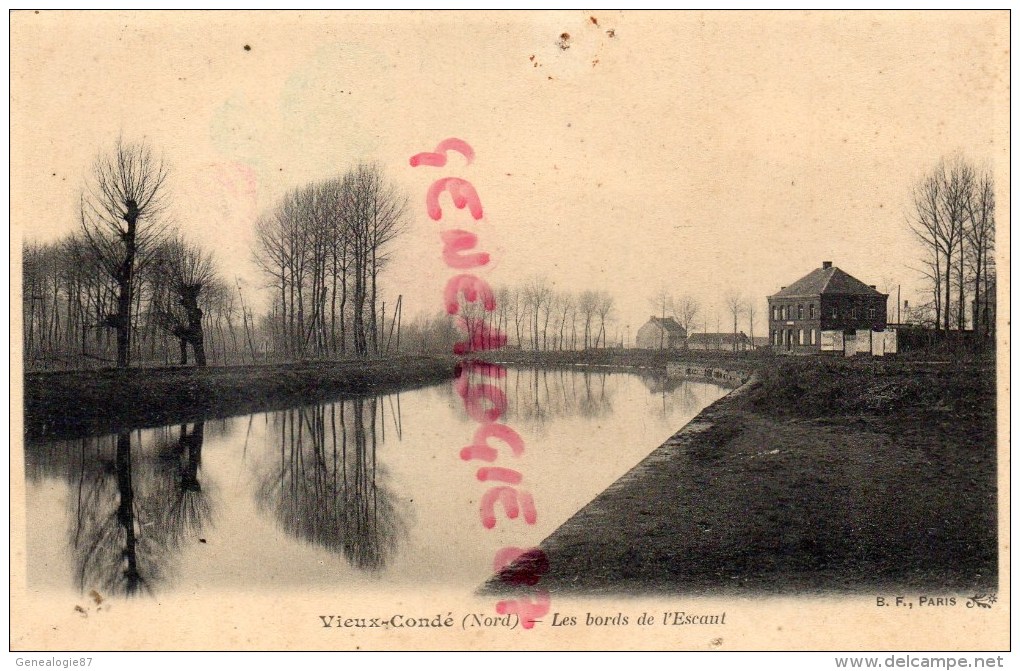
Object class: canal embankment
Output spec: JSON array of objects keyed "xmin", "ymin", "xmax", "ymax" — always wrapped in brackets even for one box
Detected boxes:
[
  {"xmin": 22, "ymin": 348, "xmax": 759, "ymax": 443},
  {"xmin": 486, "ymin": 356, "xmax": 997, "ymax": 596},
  {"xmin": 23, "ymin": 355, "xmax": 457, "ymax": 442}
]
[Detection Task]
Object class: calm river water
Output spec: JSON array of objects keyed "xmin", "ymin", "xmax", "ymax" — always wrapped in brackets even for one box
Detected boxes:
[{"xmin": 24, "ymin": 367, "xmax": 728, "ymax": 596}]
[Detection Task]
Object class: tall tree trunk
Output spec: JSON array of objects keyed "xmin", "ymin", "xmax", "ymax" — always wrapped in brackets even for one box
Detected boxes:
[
  {"xmin": 957, "ymin": 248, "xmax": 966, "ymax": 331},
  {"xmin": 943, "ymin": 245, "xmax": 953, "ymax": 332},
  {"xmin": 370, "ymin": 214, "xmax": 379, "ymax": 355},
  {"xmin": 114, "ymin": 210, "xmax": 137, "ymax": 369}
]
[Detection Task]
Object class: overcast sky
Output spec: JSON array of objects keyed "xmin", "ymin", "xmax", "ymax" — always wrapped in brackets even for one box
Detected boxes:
[{"xmin": 11, "ymin": 10, "xmax": 1008, "ymax": 340}]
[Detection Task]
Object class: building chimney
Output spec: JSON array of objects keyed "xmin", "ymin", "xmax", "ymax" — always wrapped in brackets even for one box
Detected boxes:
[
  {"xmin": 869, "ymin": 285, "xmax": 876, "ymax": 290},
  {"xmin": 822, "ymin": 261, "xmax": 833, "ymax": 269},
  {"xmin": 780, "ymin": 287, "xmax": 786, "ymax": 290}
]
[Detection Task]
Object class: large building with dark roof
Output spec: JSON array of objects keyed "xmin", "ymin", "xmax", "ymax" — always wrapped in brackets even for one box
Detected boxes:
[{"xmin": 768, "ymin": 261, "xmax": 888, "ymax": 354}]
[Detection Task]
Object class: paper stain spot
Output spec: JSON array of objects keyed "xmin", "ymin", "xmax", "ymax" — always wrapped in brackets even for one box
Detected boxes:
[
  {"xmin": 243, "ymin": 44, "xmax": 251, "ymax": 51},
  {"xmin": 606, "ymin": 28, "xmax": 616, "ymax": 38},
  {"xmin": 557, "ymin": 33, "xmax": 571, "ymax": 50},
  {"xmin": 74, "ymin": 605, "xmax": 87, "ymax": 618},
  {"xmin": 710, "ymin": 637, "xmax": 723, "ymax": 648},
  {"xmin": 590, "ymin": 16, "xmax": 599, "ymax": 26},
  {"xmin": 89, "ymin": 589, "xmax": 103, "ymax": 605}
]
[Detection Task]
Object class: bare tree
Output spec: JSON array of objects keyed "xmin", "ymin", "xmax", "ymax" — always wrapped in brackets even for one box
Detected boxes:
[
  {"xmin": 725, "ymin": 292, "xmax": 745, "ymax": 352},
  {"xmin": 746, "ymin": 300, "xmax": 757, "ymax": 350},
  {"xmin": 671, "ymin": 294, "xmax": 699, "ymax": 340},
  {"xmin": 507, "ymin": 287, "xmax": 528, "ymax": 349},
  {"xmin": 910, "ymin": 155, "xmax": 991, "ymax": 334},
  {"xmin": 910, "ymin": 170, "xmax": 945, "ymax": 330},
  {"xmin": 942, "ymin": 157, "xmax": 975, "ymax": 331},
  {"xmin": 649, "ymin": 288, "xmax": 672, "ymax": 349},
  {"xmin": 150, "ymin": 235, "xmax": 217, "ymax": 366},
  {"xmin": 251, "ymin": 165, "xmax": 406, "ymax": 360},
  {"xmin": 577, "ymin": 290, "xmax": 598, "ymax": 350},
  {"xmin": 554, "ymin": 292, "xmax": 574, "ymax": 351},
  {"xmin": 594, "ymin": 291, "xmax": 615, "ymax": 348},
  {"xmin": 80, "ymin": 139, "xmax": 170, "ymax": 367},
  {"xmin": 524, "ymin": 277, "xmax": 552, "ymax": 351},
  {"xmin": 965, "ymin": 169, "xmax": 995, "ymax": 336}
]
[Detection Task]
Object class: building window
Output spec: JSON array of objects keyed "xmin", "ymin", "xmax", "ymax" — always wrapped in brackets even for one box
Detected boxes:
[
  {"xmin": 831, "ymin": 306, "xmax": 838, "ymax": 319},
  {"xmin": 799, "ymin": 329, "xmax": 805, "ymax": 345},
  {"xmin": 850, "ymin": 307, "xmax": 857, "ymax": 319},
  {"xmin": 798, "ymin": 304, "xmax": 804, "ymax": 319},
  {"xmin": 810, "ymin": 328, "xmax": 816, "ymax": 345},
  {"xmin": 809, "ymin": 304, "xmax": 815, "ymax": 318},
  {"xmin": 868, "ymin": 307, "xmax": 876, "ymax": 319},
  {"xmin": 772, "ymin": 306, "xmax": 778, "ymax": 321}
]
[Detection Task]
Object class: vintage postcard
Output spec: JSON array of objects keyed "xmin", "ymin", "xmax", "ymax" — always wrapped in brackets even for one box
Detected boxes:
[{"xmin": 9, "ymin": 10, "xmax": 1009, "ymax": 656}]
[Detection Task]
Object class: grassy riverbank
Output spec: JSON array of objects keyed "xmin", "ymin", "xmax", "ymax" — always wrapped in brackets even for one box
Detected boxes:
[
  {"xmin": 24, "ymin": 356, "xmax": 457, "ymax": 442},
  {"xmin": 488, "ymin": 356, "xmax": 998, "ymax": 596}
]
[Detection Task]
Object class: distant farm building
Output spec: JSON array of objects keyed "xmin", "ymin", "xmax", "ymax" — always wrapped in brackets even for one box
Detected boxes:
[
  {"xmin": 635, "ymin": 316, "xmax": 687, "ymax": 349},
  {"xmin": 687, "ymin": 332, "xmax": 751, "ymax": 352},
  {"xmin": 768, "ymin": 261, "xmax": 888, "ymax": 354}
]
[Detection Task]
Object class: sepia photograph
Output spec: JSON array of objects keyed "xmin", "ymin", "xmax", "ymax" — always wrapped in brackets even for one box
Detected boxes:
[{"xmin": 9, "ymin": 9, "xmax": 1009, "ymax": 656}]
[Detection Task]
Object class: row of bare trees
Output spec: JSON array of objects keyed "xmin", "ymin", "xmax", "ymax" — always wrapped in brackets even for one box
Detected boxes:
[
  {"xmin": 23, "ymin": 234, "xmax": 240, "ymax": 370},
  {"xmin": 23, "ymin": 139, "xmax": 237, "ymax": 370},
  {"xmin": 24, "ymin": 141, "xmax": 410, "ymax": 370},
  {"xmin": 397, "ymin": 280, "xmax": 617, "ymax": 354},
  {"xmin": 473, "ymin": 281, "xmax": 616, "ymax": 352},
  {"xmin": 910, "ymin": 155, "xmax": 996, "ymax": 334},
  {"xmin": 252, "ymin": 163, "xmax": 405, "ymax": 359}
]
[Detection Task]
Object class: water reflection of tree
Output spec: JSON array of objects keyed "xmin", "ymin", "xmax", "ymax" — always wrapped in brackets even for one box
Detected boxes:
[
  {"xmin": 258, "ymin": 398, "xmax": 404, "ymax": 571},
  {"xmin": 496, "ymin": 368, "xmax": 615, "ymax": 425},
  {"xmin": 66, "ymin": 422, "xmax": 212, "ymax": 596},
  {"xmin": 437, "ymin": 366, "xmax": 717, "ymax": 427},
  {"xmin": 149, "ymin": 423, "xmax": 213, "ymax": 550}
]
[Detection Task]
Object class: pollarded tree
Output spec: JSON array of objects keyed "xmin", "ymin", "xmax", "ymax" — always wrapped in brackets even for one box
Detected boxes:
[
  {"xmin": 80, "ymin": 138, "xmax": 170, "ymax": 367},
  {"xmin": 149, "ymin": 235, "xmax": 217, "ymax": 366}
]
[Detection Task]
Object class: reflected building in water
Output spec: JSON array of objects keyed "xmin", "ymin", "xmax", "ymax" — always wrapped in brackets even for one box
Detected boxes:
[{"xmin": 636, "ymin": 373, "xmax": 705, "ymax": 418}]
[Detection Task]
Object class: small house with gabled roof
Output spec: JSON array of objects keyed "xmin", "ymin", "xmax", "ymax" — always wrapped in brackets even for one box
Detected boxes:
[
  {"xmin": 635, "ymin": 316, "xmax": 687, "ymax": 349},
  {"xmin": 768, "ymin": 261, "xmax": 888, "ymax": 354}
]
